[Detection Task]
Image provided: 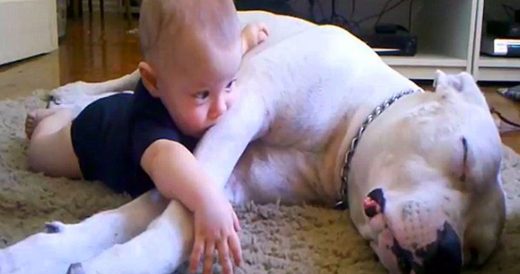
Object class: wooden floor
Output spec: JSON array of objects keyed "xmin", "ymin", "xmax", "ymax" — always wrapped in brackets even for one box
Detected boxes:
[{"xmin": 0, "ymin": 12, "xmax": 519, "ymax": 153}]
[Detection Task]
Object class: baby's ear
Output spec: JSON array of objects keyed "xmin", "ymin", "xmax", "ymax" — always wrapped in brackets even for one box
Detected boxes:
[
  {"xmin": 433, "ymin": 70, "xmax": 489, "ymax": 109},
  {"xmin": 138, "ymin": 62, "xmax": 160, "ymax": 97}
]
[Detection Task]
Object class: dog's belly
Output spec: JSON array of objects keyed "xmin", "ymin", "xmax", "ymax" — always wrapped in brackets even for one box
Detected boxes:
[{"xmin": 224, "ymin": 141, "xmax": 338, "ymax": 206}]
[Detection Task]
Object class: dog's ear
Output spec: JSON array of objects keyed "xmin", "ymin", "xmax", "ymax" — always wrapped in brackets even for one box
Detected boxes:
[
  {"xmin": 433, "ymin": 70, "xmax": 489, "ymax": 109},
  {"xmin": 432, "ymin": 70, "xmax": 447, "ymax": 89}
]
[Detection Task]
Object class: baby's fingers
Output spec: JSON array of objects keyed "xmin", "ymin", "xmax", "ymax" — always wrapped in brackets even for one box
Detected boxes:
[
  {"xmin": 232, "ymin": 211, "xmax": 241, "ymax": 232},
  {"xmin": 189, "ymin": 238, "xmax": 204, "ymax": 273},
  {"xmin": 258, "ymin": 22, "xmax": 269, "ymax": 39},
  {"xmin": 229, "ymin": 232, "xmax": 242, "ymax": 266},
  {"xmin": 203, "ymin": 241, "xmax": 216, "ymax": 274},
  {"xmin": 217, "ymin": 240, "xmax": 233, "ymax": 274}
]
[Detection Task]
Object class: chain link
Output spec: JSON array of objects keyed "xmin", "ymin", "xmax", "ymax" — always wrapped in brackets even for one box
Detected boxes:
[{"xmin": 336, "ymin": 89, "xmax": 421, "ymax": 209}]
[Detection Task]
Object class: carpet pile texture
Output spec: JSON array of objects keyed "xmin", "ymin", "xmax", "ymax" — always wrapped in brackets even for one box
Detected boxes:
[{"xmin": 0, "ymin": 94, "xmax": 519, "ymax": 273}]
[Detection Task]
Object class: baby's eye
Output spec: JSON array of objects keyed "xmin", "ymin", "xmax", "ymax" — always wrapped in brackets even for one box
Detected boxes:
[
  {"xmin": 194, "ymin": 90, "xmax": 210, "ymax": 100},
  {"xmin": 225, "ymin": 79, "xmax": 237, "ymax": 90}
]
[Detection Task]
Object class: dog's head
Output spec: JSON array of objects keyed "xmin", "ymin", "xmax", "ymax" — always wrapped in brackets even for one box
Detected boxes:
[{"xmin": 356, "ymin": 71, "xmax": 505, "ymax": 274}]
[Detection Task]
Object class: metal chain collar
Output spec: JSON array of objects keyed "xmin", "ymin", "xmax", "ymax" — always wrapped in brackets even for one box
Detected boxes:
[{"xmin": 335, "ymin": 89, "xmax": 421, "ymax": 209}]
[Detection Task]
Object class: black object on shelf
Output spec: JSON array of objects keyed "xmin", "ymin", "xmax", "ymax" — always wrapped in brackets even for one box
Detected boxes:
[
  {"xmin": 497, "ymin": 85, "xmax": 520, "ymax": 102},
  {"xmin": 234, "ymin": 0, "xmax": 294, "ymax": 16},
  {"xmin": 361, "ymin": 33, "xmax": 417, "ymax": 56},
  {"xmin": 481, "ymin": 35, "xmax": 520, "ymax": 57},
  {"xmin": 359, "ymin": 24, "xmax": 417, "ymax": 56},
  {"xmin": 482, "ymin": 8, "xmax": 520, "ymax": 57},
  {"xmin": 487, "ymin": 20, "xmax": 520, "ymax": 39}
]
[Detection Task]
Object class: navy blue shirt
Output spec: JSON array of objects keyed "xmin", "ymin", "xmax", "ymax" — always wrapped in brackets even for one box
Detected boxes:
[
  {"xmin": 71, "ymin": 80, "xmax": 198, "ymax": 197},
  {"xmin": 129, "ymin": 80, "xmax": 198, "ymax": 195}
]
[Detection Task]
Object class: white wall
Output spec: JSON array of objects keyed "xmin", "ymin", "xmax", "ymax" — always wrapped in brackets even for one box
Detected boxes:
[{"xmin": 0, "ymin": 0, "xmax": 58, "ymax": 65}]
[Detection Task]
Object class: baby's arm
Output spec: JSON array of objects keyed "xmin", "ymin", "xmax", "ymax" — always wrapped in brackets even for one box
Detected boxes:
[
  {"xmin": 241, "ymin": 23, "xmax": 269, "ymax": 54},
  {"xmin": 141, "ymin": 139, "xmax": 241, "ymax": 274}
]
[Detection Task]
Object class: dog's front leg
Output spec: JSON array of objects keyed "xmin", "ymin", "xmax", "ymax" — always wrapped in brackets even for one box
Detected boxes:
[
  {"xmin": 0, "ymin": 190, "xmax": 167, "ymax": 274},
  {"xmin": 68, "ymin": 199, "xmax": 193, "ymax": 274},
  {"xmin": 194, "ymin": 82, "xmax": 268, "ymax": 189}
]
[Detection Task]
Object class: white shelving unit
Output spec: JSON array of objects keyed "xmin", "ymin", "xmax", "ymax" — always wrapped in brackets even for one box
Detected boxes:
[
  {"xmin": 109, "ymin": 0, "xmax": 519, "ymax": 82},
  {"xmin": 344, "ymin": 0, "xmax": 478, "ymax": 80},
  {"xmin": 472, "ymin": 0, "xmax": 520, "ymax": 82},
  {"xmin": 348, "ymin": 0, "xmax": 520, "ymax": 82},
  {"xmin": 382, "ymin": 0, "xmax": 478, "ymax": 80},
  {"xmin": 383, "ymin": 53, "xmax": 468, "ymax": 80}
]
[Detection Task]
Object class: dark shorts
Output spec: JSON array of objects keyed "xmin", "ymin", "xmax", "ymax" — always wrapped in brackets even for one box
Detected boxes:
[{"xmin": 70, "ymin": 93, "xmax": 154, "ymax": 196}]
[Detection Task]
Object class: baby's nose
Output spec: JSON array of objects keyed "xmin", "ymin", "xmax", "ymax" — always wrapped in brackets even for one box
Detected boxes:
[{"xmin": 209, "ymin": 96, "xmax": 228, "ymax": 119}]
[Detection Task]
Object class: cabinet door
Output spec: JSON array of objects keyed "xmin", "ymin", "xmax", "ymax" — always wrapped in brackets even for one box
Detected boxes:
[{"xmin": 0, "ymin": 0, "xmax": 58, "ymax": 65}]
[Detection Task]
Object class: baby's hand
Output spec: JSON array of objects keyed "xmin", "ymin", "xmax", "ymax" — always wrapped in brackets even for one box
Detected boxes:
[
  {"xmin": 189, "ymin": 193, "xmax": 242, "ymax": 274},
  {"xmin": 241, "ymin": 22, "xmax": 269, "ymax": 54}
]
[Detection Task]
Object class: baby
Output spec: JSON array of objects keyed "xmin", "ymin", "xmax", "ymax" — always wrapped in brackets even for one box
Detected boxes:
[{"xmin": 24, "ymin": 0, "xmax": 268, "ymax": 273}]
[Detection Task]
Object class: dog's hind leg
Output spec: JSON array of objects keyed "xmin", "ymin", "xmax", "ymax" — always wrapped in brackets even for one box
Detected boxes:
[
  {"xmin": 0, "ymin": 190, "xmax": 167, "ymax": 274},
  {"xmin": 49, "ymin": 69, "xmax": 141, "ymax": 110},
  {"xmin": 53, "ymin": 69, "xmax": 140, "ymax": 97},
  {"xmin": 67, "ymin": 199, "xmax": 193, "ymax": 274}
]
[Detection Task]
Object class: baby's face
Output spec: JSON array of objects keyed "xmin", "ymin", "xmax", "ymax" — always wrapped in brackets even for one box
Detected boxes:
[{"xmin": 157, "ymin": 39, "xmax": 243, "ymax": 138}]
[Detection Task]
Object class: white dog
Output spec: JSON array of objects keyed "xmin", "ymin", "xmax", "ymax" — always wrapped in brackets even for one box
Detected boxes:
[{"xmin": 0, "ymin": 11, "xmax": 505, "ymax": 274}]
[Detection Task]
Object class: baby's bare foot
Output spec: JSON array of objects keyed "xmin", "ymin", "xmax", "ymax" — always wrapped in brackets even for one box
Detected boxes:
[
  {"xmin": 242, "ymin": 23, "xmax": 269, "ymax": 54},
  {"xmin": 25, "ymin": 108, "xmax": 62, "ymax": 139}
]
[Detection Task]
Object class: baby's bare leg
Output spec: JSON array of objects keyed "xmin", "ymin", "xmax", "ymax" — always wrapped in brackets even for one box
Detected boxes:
[
  {"xmin": 241, "ymin": 22, "xmax": 269, "ymax": 54},
  {"xmin": 26, "ymin": 108, "xmax": 81, "ymax": 179},
  {"xmin": 0, "ymin": 190, "xmax": 168, "ymax": 274}
]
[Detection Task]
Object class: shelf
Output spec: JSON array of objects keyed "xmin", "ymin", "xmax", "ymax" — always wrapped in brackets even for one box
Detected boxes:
[
  {"xmin": 365, "ymin": 0, "xmax": 476, "ymax": 80},
  {"xmin": 382, "ymin": 53, "xmax": 468, "ymax": 80},
  {"xmin": 476, "ymin": 55, "xmax": 520, "ymax": 81},
  {"xmin": 479, "ymin": 56, "xmax": 520, "ymax": 68},
  {"xmin": 382, "ymin": 53, "xmax": 467, "ymax": 67},
  {"xmin": 472, "ymin": 1, "xmax": 520, "ymax": 82}
]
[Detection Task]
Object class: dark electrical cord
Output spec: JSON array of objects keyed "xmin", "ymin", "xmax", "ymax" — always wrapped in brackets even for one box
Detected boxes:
[
  {"xmin": 374, "ymin": 0, "xmax": 394, "ymax": 27},
  {"xmin": 329, "ymin": 0, "xmax": 350, "ymax": 24},
  {"xmin": 351, "ymin": 0, "xmax": 356, "ymax": 18},
  {"xmin": 355, "ymin": 0, "xmax": 407, "ymax": 25},
  {"xmin": 408, "ymin": 0, "xmax": 414, "ymax": 31},
  {"xmin": 502, "ymin": 4, "xmax": 516, "ymax": 21},
  {"xmin": 491, "ymin": 107, "xmax": 520, "ymax": 128},
  {"xmin": 311, "ymin": 0, "xmax": 413, "ymax": 35}
]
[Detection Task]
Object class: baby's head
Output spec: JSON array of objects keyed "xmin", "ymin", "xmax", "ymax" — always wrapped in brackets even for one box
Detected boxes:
[{"xmin": 138, "ymin": 0, "xmax": 243, "ymax": 137}]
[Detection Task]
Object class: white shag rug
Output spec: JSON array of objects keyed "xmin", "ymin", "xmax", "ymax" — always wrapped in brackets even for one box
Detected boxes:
[{"xmin": 0, "ymin": 93, "xmax": 519, "ymax": 274}]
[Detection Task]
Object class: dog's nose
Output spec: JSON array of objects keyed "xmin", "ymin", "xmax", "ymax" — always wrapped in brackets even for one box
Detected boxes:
[{"xmin": 418, "ymin": 222, "xmax": 462, "ymax": 274}]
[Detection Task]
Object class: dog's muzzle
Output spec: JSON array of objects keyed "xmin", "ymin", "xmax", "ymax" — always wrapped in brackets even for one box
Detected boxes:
[
  {"xmin": 389, "ymin": 221, "xmax": 462, "ymax": 274},
  {"xmin": 364, "ymin": 189, "xmax": 462, "ymax": 274}
]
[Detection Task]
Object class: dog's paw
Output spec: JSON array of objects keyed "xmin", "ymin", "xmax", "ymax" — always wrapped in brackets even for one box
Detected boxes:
[
  {"xmin": 67, "ymin": 263, "xmax": 86, "ymax": 274},
  {"xmin": 0, "ymin": 251, "xmax": 4, "ymax": 274},
  {"xmin": 51, "ymin": 81, "xmax": 89, "ymax": 96},
  {"xmin": 44, "ymin": 221, "xmax": 65, "ymax": 234},
  {"xmin": 49, "ymin": 81, "xmax": 93, "ymax": 106}
]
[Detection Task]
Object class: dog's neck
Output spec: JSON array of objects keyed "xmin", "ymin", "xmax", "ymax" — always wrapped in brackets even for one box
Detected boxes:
[{"xmin": 334, "ymin": 89, "xmax": 424, "ymax": 208}]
